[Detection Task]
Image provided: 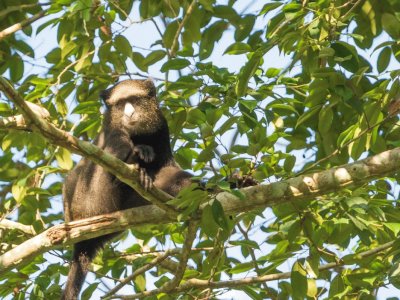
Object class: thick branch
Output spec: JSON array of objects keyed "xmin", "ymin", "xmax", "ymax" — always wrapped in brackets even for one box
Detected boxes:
[
  {"xmin": 215, "ymin": 147, "xmax": 400, "ymax": 214},
  {"xmin": 0, "ymin": 77, "xmax": 176, "ymax": 215},
  {"xmin": 0, "ymin": 146, "xmax": 399, "ymax": 275}
]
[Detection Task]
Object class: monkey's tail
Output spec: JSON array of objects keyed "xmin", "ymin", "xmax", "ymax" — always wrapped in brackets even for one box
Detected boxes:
[{"xmin": 61, "ymin": 238, "xmax": 104, "ymax": 300}]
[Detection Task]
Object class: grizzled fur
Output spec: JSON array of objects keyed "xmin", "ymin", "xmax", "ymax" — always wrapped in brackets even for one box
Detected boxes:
[{"xmin": 62, "ymin": 79, "xmax": 192, "ymax": 300}]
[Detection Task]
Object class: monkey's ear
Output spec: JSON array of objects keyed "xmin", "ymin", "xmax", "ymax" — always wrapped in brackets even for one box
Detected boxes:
[
  {"xmin": 144, "ymin": 79, "xmax": 156, "ymax": 97},
  {"xmin": 100, "ymin": 88, "xmax": 112, "ymax": 106}
]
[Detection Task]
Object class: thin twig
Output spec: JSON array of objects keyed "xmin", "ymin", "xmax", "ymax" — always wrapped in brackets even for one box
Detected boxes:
[
  {"xmin": 237, "ymin": 222, "xmax": 270, "ymax": 292},
  {"xmin": 0, "ymin": 3, "xmax": 50, "ymax": 19},
  {"xmin": 102, "ymin": 250, "xmax": 174, "ymax": 298},
  {"xmin": 342, "ymin": 0, "xmax": 363, "ymax": 21},
  {"xmin": 112, "ymin": 239, "xmax": 396, "ymax": 297},
  {"xmin": 121, "ymin": 220, "xmax": 199, "ymax": 299},
  {"xmin": 298, "ymin": 115, "xmax": 391, "ymax": 175},
  {"xmin": 0, "ymin": 10, "xmax": 47, "ymax": 42},
  {"xmin": 170, "ymin": 0, "xmax": 197, "ymax": 57}
]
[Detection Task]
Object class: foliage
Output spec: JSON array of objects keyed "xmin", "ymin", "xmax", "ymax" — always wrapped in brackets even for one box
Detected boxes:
[{"xmin": 1, "ymin": 0, "xmax": 400, "ymax": 299}]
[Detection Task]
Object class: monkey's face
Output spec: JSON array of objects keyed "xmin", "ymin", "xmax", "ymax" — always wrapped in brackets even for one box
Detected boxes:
[{"xmin": 101, "ymin": 79, "xmax": 162, "ymax": 135}]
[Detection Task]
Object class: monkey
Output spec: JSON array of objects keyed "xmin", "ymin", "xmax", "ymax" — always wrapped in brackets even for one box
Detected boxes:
[{"xmin": 61, "ymin": 79, "xmax": 192, "ymax": 300}]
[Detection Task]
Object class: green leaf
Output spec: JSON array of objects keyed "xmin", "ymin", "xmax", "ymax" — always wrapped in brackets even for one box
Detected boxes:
[
  {"xmin": 143, "ymin": 50, "xmax": 166, "ymax": 67},
  {"xmin": 283, "ymin": 155, "xmax": 296, "ymax": 173},
  {"xmin": 199, "ymin": 0, "xmax": 214, "ymax": 11},
  {"xmin": 384, "ymin": 223, "xmax": 400, "ymax": 236},
  {"xmin": 9, "ymin": 54, "xmax": 24, "ymax": 82},
  {"xmin": 201, "ymin": 204, "xmax": 219, "ymax": 237},
  {"xmin": 234, "ymin": 15, "xmax": 256, "ymax": 41},
  {"xmin": 12, "ymin": 184, "xmax": 27, "ymax": 203},
  {"xmin": 230, "ymin": 262, "xmax": 254, "ymax": 274},
  {"xmin": 329, "ymin": 274, "xmax": 347, "ymax": 298},
  {"xmin": 235, "ymin": 50, "xmax": 263, "ymax": 96},
  {"xmin": 131, "ymin": 52, "xmax": 146, "ymax": 72},
  {"xmin": 230, "ymin": 240, "xmax": 260, "ymax": 250},
  {"xmin": 81, "ymin": 282, "xmax": 99, "ymax": 300},
  {"xmin": 307, "ymin": 279, "xmax": 317, "ymax": 297},
  {"xmin": 223, "ymin": 42, "xmax": 252, "ymax": 55},
  {"xmin": 265, "ymin": 67, "xmax": 280, "ymax": 78},
  {"xmin": 72, "ymin": 101, "xmax": 101, "ymax": 114},
  {"xmin": 331, "ymin": 41, "xmax": 359, "ymax": 72},
  {"xmin": 319, "ymin": 47, "xmax": 335, "ymax": 58},
  {"xmin": 211, "ymin": 200, "xmax": 228, "ymax": 230},
  {"xmin": 213, "ymin": 5, "xmax": 239, "ymax": 23},
  {"xmin": 134, "ymin": 274, "xmax": 146, "ymax": 292},
  {"xmin": 296, "ymin": 105, "xmax": 321, "ymax": 128},
  {"xmin": 199, "ymin": 21, "xmax": 228, "ymax": 60},
  {"xmin": 114, "ymin": 35, "xmax": 132, "ymax": 58},
  {"xmin": 163, "ymin": 20, "xmax": 179, "ymax": 49},
  {"xmin": 318, "ymin": 106, "xmax": 333, "ymax": 133},
  {"xmin": 46, "ymin": 48, "xmax": 61, "ymax": 64},
  {"xmin": 377, "ymin": 47, "xmax": 391, "ymax": 73},
  {"xmin": 382, "ymin": 13, "xmax": 400, "ymax": 39},
  {"xmin": 260, "ymin": 3, "xmax": 283, "ymax": 15},
  {"xmin": 55, "ymin": 148, "xmax": 73, "ymax": 170},
  {"xmin": 160, "ymin": 58, "xmax": 190, "ymax": 72},
  {"xmin": 291, "ymin": 261, "xmax": 307, "ymax": 300},
  {"xmin": 60, "ymin": 40, "xmax": 76, "ymax": 60}
]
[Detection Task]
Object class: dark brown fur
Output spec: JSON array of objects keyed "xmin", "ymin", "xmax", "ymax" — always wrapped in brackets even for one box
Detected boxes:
[{"xmin": 62, "ymin": 79, "xmax": 192, "ymax": 300}]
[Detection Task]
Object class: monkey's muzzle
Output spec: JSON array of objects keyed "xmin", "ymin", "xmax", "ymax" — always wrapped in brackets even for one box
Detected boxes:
[{"xmin": 124, "ymin": 102, "xmax": 135, "ymax": 119}]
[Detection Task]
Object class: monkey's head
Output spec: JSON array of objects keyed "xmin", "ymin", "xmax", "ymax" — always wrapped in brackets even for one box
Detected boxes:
[{"xmin": 101, "ymin": 79, "xmax": 164, "ymax": 135}]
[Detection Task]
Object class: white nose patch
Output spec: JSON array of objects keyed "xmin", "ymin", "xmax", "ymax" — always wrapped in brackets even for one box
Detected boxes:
[{"xmin": 124, "ymin": 102, "xmax": 135, "ymax": 118}]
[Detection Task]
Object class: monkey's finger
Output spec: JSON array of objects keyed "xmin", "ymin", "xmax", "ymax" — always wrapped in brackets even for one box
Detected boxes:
[
  {"xmin": 134, "ymin": 145, "xmax": 155, "ymax": 163},
  {"xmin": 147, "ymin": 176, "xmax": 153, "ymax": 190}
]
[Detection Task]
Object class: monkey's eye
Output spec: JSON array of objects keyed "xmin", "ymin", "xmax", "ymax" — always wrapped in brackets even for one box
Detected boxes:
[{"xmin": 124, "ymin": 102, "xmax": 135, "ymax": 118}]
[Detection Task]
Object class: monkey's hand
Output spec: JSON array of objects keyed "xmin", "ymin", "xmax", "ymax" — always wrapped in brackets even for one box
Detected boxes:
[
  {"xmin": 139, "ymin": 167, "xmax": 153, "ymax": 190},
  {"xmin": 133, "ymin": 145, "xmax": 155, "ymax": 163}
]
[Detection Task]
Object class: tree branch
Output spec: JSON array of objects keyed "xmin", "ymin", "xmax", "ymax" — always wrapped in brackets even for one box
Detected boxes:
[
  {"xmin": 0, "ymin": 219, "xmax": 36, "ymax": 235},
  {"xmin": 0, "ymin": 10, "xmax": 47, "ymax": 42},
  {"xmin": 0, "ymin": 205, "xmax": 169, "ymax": 275},
  {"xmin": 0, "ymin": 102, "xmax": 49, "ymax": 131},
  {"xmin": 0, "ymin": 146, "xmax": 399, "ymax": 276}
]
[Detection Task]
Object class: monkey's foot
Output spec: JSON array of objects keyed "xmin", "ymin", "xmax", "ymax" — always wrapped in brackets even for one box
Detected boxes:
[
  {"xmin": 139, "ymin": 167, "xmax": 153, "ymax": 190},
  {"xmin": 133, "ymin": 145, "xmax": 155, "ymax": 163}
]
